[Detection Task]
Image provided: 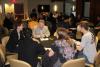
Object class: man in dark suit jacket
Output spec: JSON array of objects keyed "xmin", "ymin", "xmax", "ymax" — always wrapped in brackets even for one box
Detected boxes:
[
  {"xmin": 18, "ymin": 28, "xmax": 45, "ymax": 67},
  {"xmin": 6, "ymin": 20, "xmax": 23, "ymax": 52}
]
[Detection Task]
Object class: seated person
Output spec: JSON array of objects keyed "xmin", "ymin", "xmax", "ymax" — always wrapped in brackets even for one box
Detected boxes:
[
  {"xmin": 28, "ymin": 20, "xmax": 38, "ymax": 30},
  {"xmin": 18, "ymin": 28, "xmax": 45, "ymax": 67},
  {"xmin": 61, "ymin": 16, "xmax": 71, "ymax": 29},
  {"xmin": 6, "ymin": 20, "xmax": 23, "ymax": 52},
  {"xmin": 33, "ymin": 19, "xmax": 50, "ymax": 38},
  {"xmin": 47, "ymin": 28, "xmax": 75, "ymax": 67}
]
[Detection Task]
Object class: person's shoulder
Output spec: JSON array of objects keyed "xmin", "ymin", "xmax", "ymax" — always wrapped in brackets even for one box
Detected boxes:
[
  {"xmin": 82, "ymin": 32, "xmax": 92, "ymax": 40},
  {"xmin": 86, "ymin": 32, "xmax": 92, "ymax": 36},
  {"xmin": 32, "ymin": 38, "xmax": 40, "ymax": 44},
  {"xmin": 11, "ymin": 29, "xmax": 16, "ymax": 33},
  {"xmin": 44, "ymin": 26, "xmax": 48, "ymax": 29}
]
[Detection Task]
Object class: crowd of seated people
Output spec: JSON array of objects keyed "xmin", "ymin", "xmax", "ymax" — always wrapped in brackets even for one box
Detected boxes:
[{"xmin": 0, "ymin": 10, "xmax": 99, "ymax": 67}]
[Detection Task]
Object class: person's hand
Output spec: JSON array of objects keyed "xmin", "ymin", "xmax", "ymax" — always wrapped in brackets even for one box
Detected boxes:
[
  {"xmin": 48, "ymin": 49, "xmax": 54, "ymax": 57},
  {"xmin": 71, "ymin": 39, "xmax": 77, "ymax": 43}
]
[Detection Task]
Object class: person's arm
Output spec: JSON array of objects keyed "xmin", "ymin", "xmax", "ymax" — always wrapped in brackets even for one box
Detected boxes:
[
  {"xmin": 37, "ymin": 43, "xmax": 46, "ymax": 55},
  {"xmin": 44, "ymin": 26, "xmax": 50, "ymax": 37},
  {"xmin": 47, "ymin": 43, "xmax": 58, "ymax": 57},
  {"xmin": 75, "ymin": 34, "xmax": 91, "ymax": 51}
]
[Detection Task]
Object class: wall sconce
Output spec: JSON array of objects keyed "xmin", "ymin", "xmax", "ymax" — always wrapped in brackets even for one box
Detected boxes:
[
  {"xmin": 72, "ymin": 5, "xmax": 75, "ymax": 11},
  {"xmin": 0, "ymin": 5, "xmax": 2, "ymax": 13},
  {"xmin": 5, "ymin": 3, "xmax": 14, "ymax": 13},
  {"xmin": 41, "ymin": 5, "xmax": 44, "ymax": 10},
  {"xmin": 53, "ymin": 4, "xmax": 58, "ymax": 12}
]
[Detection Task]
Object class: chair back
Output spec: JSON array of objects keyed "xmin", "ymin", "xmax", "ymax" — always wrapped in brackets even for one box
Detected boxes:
[
  {"xmin": 97, "ymin": 32, "xmax": 100, "ymax": 41},
  {"xmin": 9, "ymin": 59, "xmax": 31, "ymax": 67},
  {"xmin": 1, "ymin": 36, "xmax": 9, "ymax": 47},
  {"xmin": 96, "ymin": 36, "xmax": 99, "ymax": 47},
  {"xmin": 62, "ymin": 58, "xmax": 85, "ymax": 67},
  {"xmin": 94, "ymin": 51, "xmax": 100, "ymax": 67},
  {"xmin": 1, "ymin": 36, "xmax": 19, "ymax": 65}
]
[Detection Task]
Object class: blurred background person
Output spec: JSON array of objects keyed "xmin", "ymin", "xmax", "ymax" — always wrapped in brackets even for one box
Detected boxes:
[
  {"xmin": 3, "ymin": 13, "xmax": 15, "ymax": 30},
  {"xmin": 33, "ymin": 19, "xmax": 50, "ymax": 38},
  {"xmin": 61, "ymin": 16, "xmax": 71, "ymax": 29},
  {"xmin": 30, "ymin": 8, "xmax": 37, "ymax": 21}
]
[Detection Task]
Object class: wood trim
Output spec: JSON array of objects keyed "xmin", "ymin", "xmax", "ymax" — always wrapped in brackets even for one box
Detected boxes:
[{"xmin": 76, "ymin": 0, "xmax": 83, "ymax": 17}]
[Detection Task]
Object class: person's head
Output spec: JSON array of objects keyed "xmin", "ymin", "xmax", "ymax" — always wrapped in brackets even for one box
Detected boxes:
[
  {"xmin": 57, "ymin": 28, "xmax": 70, "ymax": 40},
  {"xmin": 23, "ymin": 28, "xmax": 32, "ymax": 38},
  {"xmin": 77, "ymin": 21, "xmax": 89, "ymax": 33},
  {"xmin": 64, "ymin": 15, "xmax": 70, "ymax": 23},
  {"xmin": 38, "ymin": 19, "xmax": 45, "ymax": 28},
  {"xmin": 15, "ymin": 19, "xmax": 23, "ymax": 31},
  {"xmin": 28, "ymin": 20, "xmax": 38, "ymax": 30}
]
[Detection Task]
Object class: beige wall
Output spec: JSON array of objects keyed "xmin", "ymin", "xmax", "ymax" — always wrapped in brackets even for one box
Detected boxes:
[{"xmin": 1, "ymin": 0, "xmax": 63, "ymax": 18}]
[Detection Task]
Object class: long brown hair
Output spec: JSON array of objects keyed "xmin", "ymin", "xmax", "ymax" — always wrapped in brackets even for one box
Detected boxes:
[
  {"xmin": 57, "ymin": 28, "xmax": 69, "ymax": 40},
  {"xmin": 57, "ymin": 28, "xmax": 72, "ymax": 45}
]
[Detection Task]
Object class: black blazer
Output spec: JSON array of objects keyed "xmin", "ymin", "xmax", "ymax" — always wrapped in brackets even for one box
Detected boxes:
[
  {"xmin": 18, "ymin": 37, "xmax": 45, "ymax": 67},
  {"xmin": 6, "ymin": 30, "xmax": 20, "ymax": 52}
]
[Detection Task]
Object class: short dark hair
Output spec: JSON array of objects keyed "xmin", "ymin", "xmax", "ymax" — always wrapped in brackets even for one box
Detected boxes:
[
  {"xmin": 14, "ymin": 19, "xmax": 23, "ymax": 29},
  {"xmin": 64, "ymin": 15, "xmax": 69, "ymax": 20},
  {"xmin": 39, "ymin": 19, "xmax": 45, "ymax": 24}
]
